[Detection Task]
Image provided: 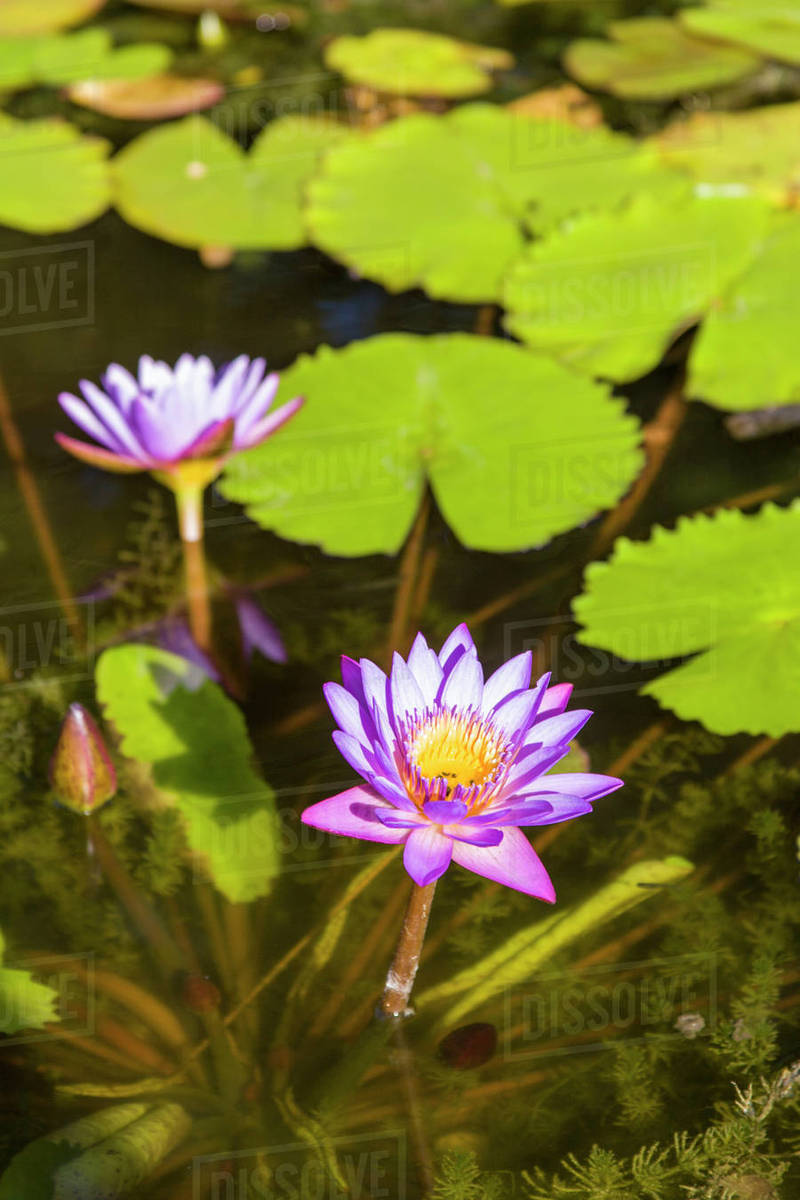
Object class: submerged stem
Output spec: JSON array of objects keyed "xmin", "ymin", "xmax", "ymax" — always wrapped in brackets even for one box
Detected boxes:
[
  {"xmin": 174, "ymin": 485, "xmax": 213, "ymax": 654},
  {"xmin": 380, "ymin": 881, "xmax": 437, "ymax": 1019}
]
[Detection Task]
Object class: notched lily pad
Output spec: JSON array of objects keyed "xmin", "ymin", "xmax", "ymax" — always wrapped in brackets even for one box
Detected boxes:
[
  {"xmin": 112, "ymin": 113, "xmax": 352, "ymax": 253},
  {"xmin": 503, "ymin": 190, "xmax": 769, "ymax": 383},
  {"xmin": 564, "ymin": 17, "xmax": 762, "ymax": 99},
  {"xmin": 654, "ymin": 102, "xmax": 800, "ymax": 203},
  {"xmin": 689, "ymin": 213, "xmax": 800, "ymax": 411},
  {"xmin": 0, "ymin": 0, "xmax": 106, "ymax": 36},
  {"xmin": 220, "ymin": 332, "xmax": 644, "ymax": 557},
  {"xmin": 574, "ymin": 502, "xmax": 800, "ymax": 736},
  {"xmin": 68, "ymin": 74, "xmax": 223, "ymax": 119},
  {"xmin": 307, "ymin": 102, "xmax": 684, "ymax": 304},
  {"xmin": 0, "ymin": 114, "xmax": 110, "ymax": 232},
  {"xmin": 681, "ymin": 3, "xmax": 800, "ymax": 67},
  {"xmin": 324, "ymin": 28, "xmax": 513, "ymax": 98}
]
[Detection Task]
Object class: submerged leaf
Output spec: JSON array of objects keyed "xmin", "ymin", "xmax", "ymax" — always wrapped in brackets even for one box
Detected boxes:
[
  {"xmin": 220, "ymin": 332, "xmax": 643, "ymax": 556},
  {"xmin": 308, "ymin": 103, "xmax": 683, "ymax": 303},
  {"xmin": 96, "ymin": 644, "xmax": 281, "ymax": 902},
  {"xmin": 573, "ymin": 502, "xmax": 800, "ymax": 736},
  {"xmin": 564, "ymin": 16, "xmax": 762, "ymax": 99},
  {"xmin": 324, "ymin": 28, "xmax": 513, "ymax": 98},
  {"xmin": 112, "ymin": 113, "xmax": 352, "ymax": 252},
  {"xmin": 503, "ymin": 190, "xmax": 769, "ymax": 382},
  {"xmin": 0, "ymin": 930, "xmax": 59, "ymax": 1036},
  {"xmin": 0, "ymin": 114, "xmax": 110, "ymax": 233},
  {"xmin": 689, "ymin": 214, "xmax": 800, "ymax": 410}
]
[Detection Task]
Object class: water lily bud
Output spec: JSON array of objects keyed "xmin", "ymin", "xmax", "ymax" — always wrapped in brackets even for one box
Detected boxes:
[{"xmin": 50, "ymin": 703, "xmax": 117, "ymax": 816}]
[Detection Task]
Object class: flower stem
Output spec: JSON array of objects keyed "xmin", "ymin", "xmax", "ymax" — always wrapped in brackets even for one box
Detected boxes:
[
  {"xmin": 380, "ymin": 881, "xmax": 437, "ymax": 1019},
  {"xmin": 174, "ymin": 485, "xmax": 212, "ymax": 654}
]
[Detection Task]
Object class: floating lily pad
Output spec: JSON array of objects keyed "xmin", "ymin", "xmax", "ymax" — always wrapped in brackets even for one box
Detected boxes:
[
  {"xmin": 681, "ymin": 3, "xmax": 800, "ymax": 66},
  {"xmin": 654, "ymin": 102, "xmax": 800, "ymax": 203},
  {"xmin": 324, "ymin": 28, "xmax": 513, "ymax": 98},
  {"xmin": 112, "ymin": 113, "xmax": 352, "ymax": 252},
  {"xmin": 307, "ymin": 103, "xmax": 684, "ymax": 303},
  {"xmin": 0, "ymin": 114, "xmax": 110, "ymax": 232},
  {"xmin": 564, "ymin": 17, "xmax": 762, "ymax": 99},
  {"xmin": 0, "ymin": 28, "xmax": 171, "ymax": 89},
  {"xmin": 689, "ymin": 214, "xmax": 800, "ymax": 411},
  {"xmin": 0, "ymin": 0, "xmax": 105, "ymax": 36},
  {"xmin": 503, "ymin": 190, "xmax": 769, "ymax": 383},
  {"xmin": 96, "ymin": 644, "xmax": 281, "ymax": 902},
  {"xmin": 68, "ymin": 74, "xmax": 223, "ymax": 119},
  {"xmin": 574, "ymin": 502, "xmax": 800, "ymax": 736},
  {"xmin": 220, "ymin": 333, "xmax": 643, "ymax": 556}
]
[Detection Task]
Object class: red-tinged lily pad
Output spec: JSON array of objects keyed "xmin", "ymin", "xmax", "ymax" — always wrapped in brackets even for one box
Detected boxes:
[
  {"xmin": 68, "ymin": 74, "xmax": 224, "ymax": 120},
  {"xmin": 0, "ymin": 0, "xmax": 106, "ymax": 35}
]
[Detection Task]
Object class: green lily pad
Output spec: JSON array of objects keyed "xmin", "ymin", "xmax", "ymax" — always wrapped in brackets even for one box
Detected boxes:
[
  {"xmin": 68, "ymin": 74, "xmax": 223, "ymax": 119},
  {"xmin": 0, "ymin": 114, "xmax": 110, "ymax": 233},
  {"xmin": 96, "ymin": 644, "xmax": 281, "ymax": 902},
  {"xmin": 654, "ymin": 102, "xmax": 800, "ymax": 203},
  {"xmin": 688, "ymin": 214, "xmax": 800, "ymax": 411},
  {"xmin": 324, "ymin": 28, "xmax": 513, "ymax": 98},
  {"xmin": 0, "ymin": 29, "xmax": 171, "ymax": 89},
  {"xmin": 219, "ymin": 333, "xmax": 644, "ymax": 556},
  {"xmin": 503, "ymin": 190, "xmax": 769, "ymax": 383},
  {"xmin": 0, "ymin": 0, "xmax": 105, "ymax": 36},
  {"xmin": 681, "ymin": 3, "xmax": 800, "ymax": 66},
  {"xmin": 573, "ymin": 502, "xmax": 800, "ymax": 736},
  {"xmin": 564, "ymin": 17, "xmax": 762, "ymax": 100},
  {"xmin": 307, "ymin": 102, "xmax": 685, "ymax": 304},
  {"xmin": 112, "ymin": 114, "xmax": 352, "ymax": 252}
]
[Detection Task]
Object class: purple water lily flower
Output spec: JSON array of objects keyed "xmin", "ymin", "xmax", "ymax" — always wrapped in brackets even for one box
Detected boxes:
[
  {"xmin": 56, "ymin": 353, "xmax": 303, "ymax": 477},
  {"xmin": 301, "ymin": 624, "xmax": 623, "ymax": 900}
]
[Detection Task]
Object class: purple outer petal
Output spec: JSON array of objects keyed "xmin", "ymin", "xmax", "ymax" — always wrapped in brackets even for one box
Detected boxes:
[
  {"xmin": 483, "ymin": 798, "xmax": 593, "ymax": 827},
  {"xmin": 404, "ymin": 825, "xmax": 453, "ymax": 886},
  {"xmin": 536, "ymin": 683, "xmax": 574, "ymax": 720},
  {"xmin": 300, "ymin": 785, "xmax": 408, "ymax": 844},
  {"xmin": 522, "ymin": 773, "xmax": 624, "ymax": 802},
  {"xmin": 237, "ymin": 395, "xmax": 304, "ymax": 450},
  {"xmin": 525, "ymin": 710, "xmax": 592, "ymax": 749},
  {"xmin": 376, "ymin": 808, "xmax": 426, "ymax": 829},
  {"xmin": 445, "ymin": 823, "xmax": 504, "ymax": 847},
  {"xmin": 438, "ymin": 623, "xmax": 475, "ymax": 672},
  {"xmin": 481, "ymin": 651, "xmax": 532, "ymax": 714},
  {"xmin": 55, "ymin": 433, "xmax": 147, "ymax": 473},
  {"xmin": 407, "ymin": 633, "xmax": 443, "ymax": 706},
  {"xmin": 324, "ymin": 682, "xmax": 373, "ymax": 745},
  {"xmin": 390, "ymin": 652, "xmax": 426, "ymax": 726},
  {"xmin": 451, "ymin": 827, "xmax": 556, "ymax": 901},
  {"xmin": 438, "ymin": 648, "xmax": 483, "ymax": 711}
]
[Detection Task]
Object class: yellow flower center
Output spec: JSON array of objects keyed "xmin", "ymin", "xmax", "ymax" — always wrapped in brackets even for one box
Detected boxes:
[{"xmin": 409, "ymin": 710, "xmax": 504, "ymax": 793}]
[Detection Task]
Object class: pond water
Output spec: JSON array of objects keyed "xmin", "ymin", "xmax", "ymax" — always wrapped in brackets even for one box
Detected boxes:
[{"xmin": 1, "ymin": 2, "xmax": 799, "ymax": 1199}]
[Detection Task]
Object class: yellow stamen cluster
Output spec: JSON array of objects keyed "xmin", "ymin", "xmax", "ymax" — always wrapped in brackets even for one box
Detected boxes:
[{"xmin": 402, "ymin": 709, "xmax": 507, "ymax": 810}]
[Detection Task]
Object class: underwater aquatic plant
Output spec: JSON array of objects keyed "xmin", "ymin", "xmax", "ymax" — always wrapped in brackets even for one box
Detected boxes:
[
  {"xmin": 301, "ymin": 623, "xmax": 622, "ymax": 898},
  {"xmin": 49, "ymin": 702, "xmax": 117, "ymax": 816}
]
